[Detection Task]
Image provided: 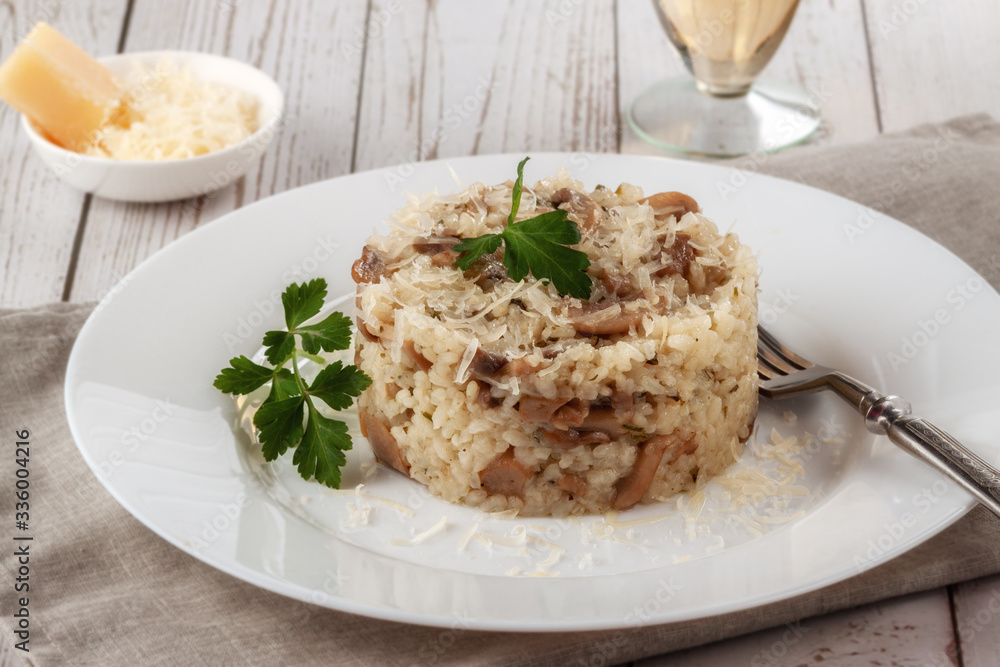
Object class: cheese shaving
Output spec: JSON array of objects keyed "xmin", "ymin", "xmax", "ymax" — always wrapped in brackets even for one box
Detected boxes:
[
  {"xmin": 324, "ymin": 485, "xmax": 415, "ymax": 516},
  {"xmin": 536, "ymin": 548, "xmax": 563, "ymax": 568},
  {"xmin": 340, "ymin": 502, "xmax": 371, "ymax": 530},
  {"xmin": 392, "ymin": 516, "xmax": 448, "ymax": 546},
  {"xmin": 604, "ymin": 511, "xmax": 671, "ymax": 529},
  {"xmin": 457, "ymin": 522, "xmax": 478, "ymax": 551},
  {"xmin": 472, "ymin": 525, "xmax": 528, "ymax": 550}
]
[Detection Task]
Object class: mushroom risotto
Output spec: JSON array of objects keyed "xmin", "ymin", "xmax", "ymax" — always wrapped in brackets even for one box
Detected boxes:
[{"xmin": 352, "ymin": 167, "xmax": 758, "ymax": 516}]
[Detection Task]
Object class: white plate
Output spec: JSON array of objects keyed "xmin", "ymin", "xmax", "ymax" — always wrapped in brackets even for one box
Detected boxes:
[{"xmin": 65, "ymin": 153, "xmax": 1000, "ymax": 632}]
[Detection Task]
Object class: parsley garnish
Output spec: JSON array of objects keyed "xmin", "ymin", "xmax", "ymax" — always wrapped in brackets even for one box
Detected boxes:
[
  {"xmin": 214, "ymin": 278, "xmax": 371, "ymax": 488},
  {"xmin": 453, "ymin": 157, "xmax": 592, "ymax": 299}
]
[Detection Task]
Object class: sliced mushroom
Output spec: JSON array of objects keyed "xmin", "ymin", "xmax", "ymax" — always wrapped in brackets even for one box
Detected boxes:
[
  {"xmin": 655, "ymin": 233, "xmax": 696, "ymax": 278},
  {"xmin": 413, "ymin": 237, "xmax": 460, "ymax": 268},
  {"xmin": 463, "ymin": 248, "xmax": 507, "ymax": 290},
  {"xmin": 356, "ymin": 317, "xmax": 379, "ymax": 342},
  {"xmin": 579, "ymin": 407, "xmax": 627, "ymax": 438},
  {"xmin": 639, "ymin": 191, "xmax": 700, "ymax": 220},
  {"xmin": 505, "ymin": 356, "xmax": 538, "ymax": 377},
  {"xmin": 360, "ymin": 410, "xmax": 410, "ymax": 475},
  {"xmin": 598, "ymin": 267, "xmax": 633, "ymax": 298},
  {"xmin": 612, "ymin": 432, "xmax": 697, "ymax": 510},
  {"xmin": 568, "ymin": 303, "xmax": 648, "ymax": 335},
  {"xmin": 351, "ymin": 245, "xmax": 387, "ymax": 284},
  {"xmin": 413, "ymin": 237, "xmax": 459, "ymax": 255},
  {"xmin": 611, "ymin": 390, "xmax": 633, "ymax": 411},
  {"xmin": 541, "ymin": 428, "xmax": 611, "ymax": 449},
  {"xmin": 470, "ymin": 348, "xmax": 507, "ymax": 379},
  {"xmin": 551, "ymin": 188, "xmax": 605, "ymax": 232},
  {"xmin": 475, "ymin": 380, "xmax": 502, "ymax": 409},
  {"xmin": 557, "ymin": 473, "xmax": 589, "ymax": 499},
  {"xmin": 479, "ymin": 448, "xmax": 530, "ymax": 498},
  {"xmin": 518, "ymin": 396, "xmax": 570, "ymax": 423},
  {"xmin": 403, "ymin": 339, "xmax": 432, "ymax": 372},
  {"xmin": 551, "ymin": 399, "xmax": 589, "ymax": 430},
  {"xmin": 430, "ymin": 250, "xmax": 459, "ymax": 267}
]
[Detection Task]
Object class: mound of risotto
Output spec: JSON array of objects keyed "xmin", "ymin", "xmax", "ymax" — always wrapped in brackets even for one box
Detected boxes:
[{"xmin": 352, "ymin": 167, "xmax": 758, "ymax": 516}]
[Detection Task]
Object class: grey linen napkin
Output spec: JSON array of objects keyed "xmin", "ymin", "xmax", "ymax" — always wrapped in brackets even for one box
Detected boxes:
[{"xmin": 3, "ymin": 115, "xmax": 1000, "ymax": 667}]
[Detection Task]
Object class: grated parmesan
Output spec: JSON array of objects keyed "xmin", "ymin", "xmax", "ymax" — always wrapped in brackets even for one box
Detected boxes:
[
  {"xmin": 324, "ymin": 484, "xmax": 415, "ymax": 516},
  {"xmin": 340, "ymin": 502, "xmax": 371, "ymax": 530},
  {"xmin": 87, "ymin": 60, "xmax": 260, "ymax": 160},
  {"xmin": 457, "ymin": 522, "xmax": 479, "ymax": 551}
]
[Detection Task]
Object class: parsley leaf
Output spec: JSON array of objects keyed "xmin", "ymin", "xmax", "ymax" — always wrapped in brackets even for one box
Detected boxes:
[
  {"xmin": 282, "ymin": 279, "xmax": 327, "ymax": 329},
  {"xmin": 298, "ymin": 311, "xmax": 353, "ymax": 355},
  {"xmin": 262, "ymin": 329, "xmax": 296, "ymax": 366},
  {"xmin": 502, "ymin": 210, "xmax": 592, "ymax": 299},
  {"xmin": 262, "ymin": 299, "xmax": 354, "ymax": 365},
  {"xmin": 308, "ymin": 361, "xmax": 371, "ymax": 410},
  {"xmin": 214, "ymin": 356, "xmax": 280, "ymax": 395},
  {"xmin": 254, "ymin": 395, "xmax": 305, "ymax": 460},
  {"xmin": 452, "ymin": 233, "xmax": 503, "ymax": 271},
  {"xmin": 214, "ymin": 278, "xmax": 371, "ymax": 489},
  {"xmin": 507, "ymin": 156, "xmax": 530, "ymax": 227},
  {"xmin": 294, "ymin": 404, "xmax": 351, "ymax": 488},
  {"xmin": 452, "ymin": 156, "xmax": 593, "ymax": 299},
  {"xmin": 267, "ymin": 368, "xmax": 300, "ymax": 402}
]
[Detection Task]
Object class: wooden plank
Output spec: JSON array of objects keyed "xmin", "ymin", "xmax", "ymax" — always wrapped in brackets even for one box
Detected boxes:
[
  {"xmin": 863, "ymin": 0, "xmax": 1000, "ymax": 132},
  {"xmin": 354, "ymin": 0, "xmax": 619, "ymax": 174},
  {"xmin": 616, "ymin": 0, "xmax": 879, "ymax": 156},
  {"xmin": 0, "ymin": 0, "xmax": 128, "ymax": 308},
  {"xmin": 351, "ymin": 0, "xmax": 432, "ymax": 172},
  {"xmin": 65, "ymin": 0, "xmax": 370, "ymax": 303},
  {"xmin": 636, "ymin": 588, "xmax": 957, "ymax": 666},
  {"xmin": 423, "ymin": 0, "xmax": 618, "ymax": 156},
  {"xmin": 952, "ymin": 574, "xmax": 1000, "ymax": 667}
]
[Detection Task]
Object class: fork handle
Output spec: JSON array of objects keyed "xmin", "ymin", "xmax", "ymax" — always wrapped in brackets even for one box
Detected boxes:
[{"xmin": 865, "ymin": 395, "xmax": 1000, "ymax": 518}]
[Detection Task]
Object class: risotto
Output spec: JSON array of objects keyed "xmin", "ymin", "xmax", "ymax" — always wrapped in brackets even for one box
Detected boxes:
[{"xmin": 352, "ymin": 167, "xmax": 758, "ymax": 516}]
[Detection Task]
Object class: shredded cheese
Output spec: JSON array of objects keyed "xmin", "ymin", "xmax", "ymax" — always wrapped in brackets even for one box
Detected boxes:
[
  {"xmin": 340, "ymin": 502, "xmax": 371, "ymax": 530},
  {"xmin": 324, "ymin": 484, "xmax": 415, "ymax": 516},
  {"xmin": 87, "ymin": 60, "xmax": 260, "ymax": 160},
  {"xmin": 392, "ymin": 516, "xmax": 448, "ymax": 546}
]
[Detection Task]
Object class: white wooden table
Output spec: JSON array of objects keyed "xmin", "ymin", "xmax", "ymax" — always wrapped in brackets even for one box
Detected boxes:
[{"xmin": 2, "ymin": 1, "xmax": 999, "ymax": 664}]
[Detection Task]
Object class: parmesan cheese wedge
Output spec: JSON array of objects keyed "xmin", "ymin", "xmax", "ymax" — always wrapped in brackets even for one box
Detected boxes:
[{"xmin": 0, "ymin": 23, "xmax": 123, "ymax": 152}]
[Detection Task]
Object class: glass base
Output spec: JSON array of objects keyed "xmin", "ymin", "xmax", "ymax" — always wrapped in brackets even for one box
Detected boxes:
[{"xmin": 628, "ymin": 77, "xmax": 821, "ymax": 157}]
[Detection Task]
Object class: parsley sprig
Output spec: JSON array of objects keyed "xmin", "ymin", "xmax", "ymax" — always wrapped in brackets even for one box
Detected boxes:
[
  {"xmin": 214, "ymin": 278, "xmax": 371, "ymax": 488},
  {"xmin": 452, "ymin": 157, "xmax": 592, "ymax": 299}
]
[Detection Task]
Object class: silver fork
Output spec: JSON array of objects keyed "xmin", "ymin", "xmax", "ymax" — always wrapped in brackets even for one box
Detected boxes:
[{"xmin": 757, "ymin": 325, "xmax": 1000, "ymax": 518}]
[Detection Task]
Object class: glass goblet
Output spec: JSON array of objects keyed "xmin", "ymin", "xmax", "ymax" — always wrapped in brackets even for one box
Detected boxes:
[{"xmin": 629, "ymin": 0, "xmax": 821, "ymax": 157}]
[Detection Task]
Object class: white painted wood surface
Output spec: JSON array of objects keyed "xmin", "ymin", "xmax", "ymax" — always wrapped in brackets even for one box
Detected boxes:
[
  {"xmin": 954, "ymin": 573, "xmax": 1000, "ymax": 667},
  {"xmin": 66, "ymin": 0, "xmax": 371, "ymax": 303},
  {"xmin": 864, "ymin": 0, "xmax": 1000, "ymax": 132},
  {"xmin": 0, "ymin": 0, "xmax": 127, "ymax": 307},
  {"xmin": 617, "ymin": 0, "xmax": 880, "ymax": 154},
  {"xmin": 2, "ymin": 0, "xmax": 1000, "ymax": 664}
]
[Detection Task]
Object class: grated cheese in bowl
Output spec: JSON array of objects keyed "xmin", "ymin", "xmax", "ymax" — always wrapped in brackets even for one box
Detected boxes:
[{"xmin": 86, "ymin": 60, "xmax": 260, "ymax": 160}]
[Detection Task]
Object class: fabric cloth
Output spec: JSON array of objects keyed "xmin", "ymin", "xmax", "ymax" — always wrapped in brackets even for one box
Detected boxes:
[{"xmin": 3, "ymin": 115, "xmax": 1000, "ymax": 666}]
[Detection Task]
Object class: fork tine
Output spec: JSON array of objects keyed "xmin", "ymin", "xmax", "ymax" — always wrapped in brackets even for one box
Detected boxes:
[
  {"xmin": 755, "ymin": 353, "xmax": 781, "ymax": 381},
  {"xmin": 757, "ymin": 336, "xmax": 799, "ymax": 376},
  {"xmin": 757, "ymin": 325, "xmax": 813, "ymax": 372}
]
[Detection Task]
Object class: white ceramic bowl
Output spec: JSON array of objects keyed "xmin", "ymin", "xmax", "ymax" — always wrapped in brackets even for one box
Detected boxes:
[{"xmin": 22, "ymin": 50, "xmax": 284, "ymax": 203}]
